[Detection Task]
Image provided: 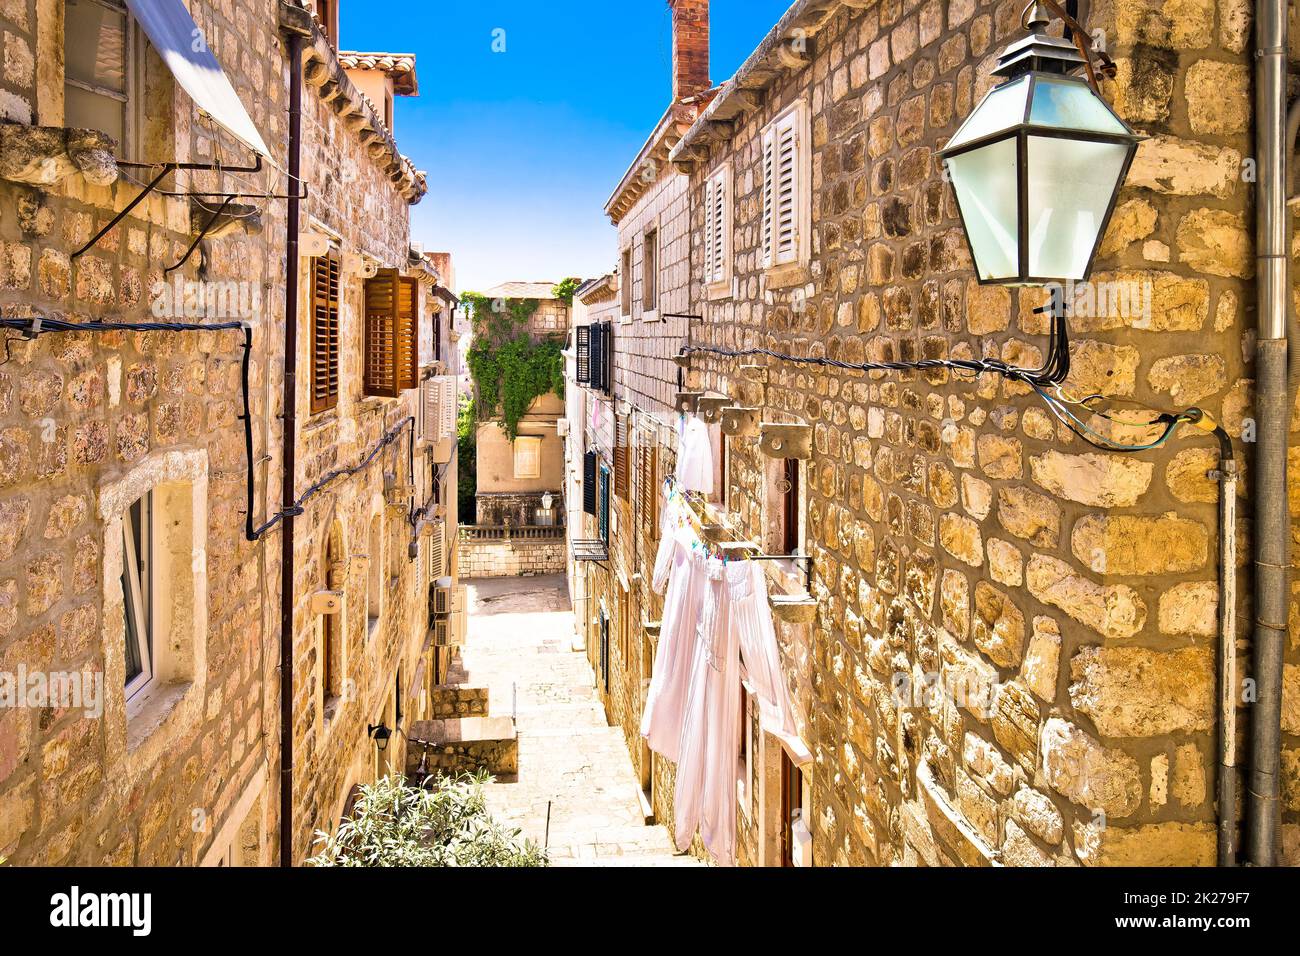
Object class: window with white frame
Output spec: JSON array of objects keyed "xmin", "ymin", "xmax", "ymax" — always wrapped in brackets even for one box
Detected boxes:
[
  {"xmin": 703, "ymin": 165, "xmax": 730, "ymax": 286},
  {"xmin": 64, "ymin": 0, "xmax": 142, "ymax": 156},
  {"xmin": 761, "ymin": 104, "xmax": 807, "ymax": 268},
  {"xmin": 102, "ymin": 449, "xmax": 208, "ymax": 766},
  {"xmin": 121, "ymin": 491, "xmax": 152, "ymax": 700},
  {"xmin": 642, "ymin": 227, "xmax": 658, "ymax": 314},
  {"xmin": 620, "ymin": 247, "xmax": 633, "ymax": 317},
  {"xmin": 513, "ymin": 435, "xmax": 542, "ymax": 479}
]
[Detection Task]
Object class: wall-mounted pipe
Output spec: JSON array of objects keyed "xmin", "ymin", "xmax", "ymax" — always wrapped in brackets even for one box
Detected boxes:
[
  {"xmin": 1212, "ymin": 432, "xmax": 1239, "ymax": 866},
  {"xmin": 278, "ymin": 28, "xmax": 306, "ymax": 869},
  {"xmin": 1247, "ymin": 0, "xmax": 1289, "ymax": 868}
]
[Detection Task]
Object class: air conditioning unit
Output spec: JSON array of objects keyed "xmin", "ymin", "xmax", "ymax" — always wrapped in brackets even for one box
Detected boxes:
[
  {"xmin": 431, "ymin": 616, "xmax": 452, "ymax": 646},
  {"xmin": 430, "ymin": 583, "xmax": 453, "ymax": 618}
]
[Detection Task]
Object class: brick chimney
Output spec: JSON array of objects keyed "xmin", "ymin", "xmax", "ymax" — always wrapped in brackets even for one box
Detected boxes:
[{"xmin": 669, "ymin": 0, "xmax": 710, "ymax": 102}]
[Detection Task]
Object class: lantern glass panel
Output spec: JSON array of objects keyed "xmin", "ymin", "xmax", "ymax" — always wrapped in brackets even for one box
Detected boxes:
[
  {"xmin": 947, "ymin": 136, "xmax": 1020, "ymax": 280},
  {"xmin": 946, "ymin": 76, "xmax": 1030, "ymax": 150},
  {"xmin": 1028, "ymin": 76, "xmax": 1129, "ymax": 135},
  {"xmin": 1026, "ymin": 135, "xmax": 1131, "ymax": 280}
]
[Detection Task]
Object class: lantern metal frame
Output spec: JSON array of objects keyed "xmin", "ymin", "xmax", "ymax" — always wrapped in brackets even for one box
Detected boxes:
[{"xmin": 938, "ymin": 3, "xmax": 1143, "ymax": 287}]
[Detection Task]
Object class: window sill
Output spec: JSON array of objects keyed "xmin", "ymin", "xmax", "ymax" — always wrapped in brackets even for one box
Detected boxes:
[
  {"xmin": 641, "ymin": 309, "xmax": 659, "ymax": 322},
  {"xmin": 706, "ymin": 281, "xmax": 732, "ymax": 302},
  {"xmin": 303, "ymin": 408, "xmax": 340, "ymax": 435},
  {"xmin": 126, "ymin": 680, "xmax": 194, "ymax": 754},
  {"xmin": 764, "ymin": 261, "xmax": 810, "ymax": 290}
]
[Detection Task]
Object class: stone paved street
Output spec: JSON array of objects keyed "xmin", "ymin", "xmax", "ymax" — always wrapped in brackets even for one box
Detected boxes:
[{"xmin": 454, "ymin": 575, "xmax": 700, "ymax": 866}]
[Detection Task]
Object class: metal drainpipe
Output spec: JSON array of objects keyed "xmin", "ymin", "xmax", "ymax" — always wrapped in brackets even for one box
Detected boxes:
[
  {"xmin": 1248, "ymin": 0, "xmax": 1289, "ymax": 868},
  {"xmin": 1212, "ymin": 431, "xmax": 1239, "ymax": 866},
  {"xmin": 279, "ymin": 29, "xmax": 305, "ymax": 869}
]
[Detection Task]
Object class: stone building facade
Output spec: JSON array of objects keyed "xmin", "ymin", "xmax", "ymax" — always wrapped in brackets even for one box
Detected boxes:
[
  {"xmin": 571, "ymin": 0, "xmax": 1300, "ymax": 866},
  {"xmin": 0, "ymin": 0, "xmax": 460, "ymax": 865},
  {"xmin": 470, "ymin": 283, "xmax": 567, "ymax": 529}
]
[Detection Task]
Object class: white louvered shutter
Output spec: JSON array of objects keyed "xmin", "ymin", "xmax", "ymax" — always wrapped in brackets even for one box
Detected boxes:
[
  {"xmin": 427, "ymin": 517, "xmax": 445, "ymax": 579},
  {"xmin": 711, "ymin": 169, "xmax": 726, "ymax": 283},
  {"xmin": 703, "ymin": 177, "xmax": 716, "ymax": 283},
  {"xmin": 774, "ymin": 111, "xmax": 799, "ymax": 265},
  {"xmin": 437, "ymin": 376, "xmax": 457, "ymax": 442},
  {"xmin": 761, "ymin": 131, "xmax": 776, "ymax": 267},
  {"xmin": 422, "ymin": 377, "xmax": 440, "ymax": 442}
]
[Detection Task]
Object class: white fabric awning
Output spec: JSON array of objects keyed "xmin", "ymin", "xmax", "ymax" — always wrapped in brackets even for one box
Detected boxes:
[{"xmin": 125, "ymin": 0, "xmax": 271, "ymax": 159}]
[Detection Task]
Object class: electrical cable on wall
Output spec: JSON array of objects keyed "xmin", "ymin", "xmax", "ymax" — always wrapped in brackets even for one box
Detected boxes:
[
  {"xmin": 0, "ymin": 315, "xmax": 415, "ymax": 544},
  {"xmin": 676, "ymin": 300, "xmax": 1230, "ymax": 455}
]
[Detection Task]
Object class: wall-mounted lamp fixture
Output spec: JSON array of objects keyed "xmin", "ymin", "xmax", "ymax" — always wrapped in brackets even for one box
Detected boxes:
[
  {"xmin": 938, "ymin": 1, "xmax": 1140, "ymax": 286},
  {"xmin": 367, "ymin": 722, "xmax": 392, "ymax": 753}
]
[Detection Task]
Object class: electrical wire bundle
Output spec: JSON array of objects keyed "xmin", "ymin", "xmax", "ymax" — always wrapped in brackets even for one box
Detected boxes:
[
  {"xmin": 677, "ymin": 301, "xmax": 1228, "ymax": 455},
  {"xmin": 0, "ymin": 313, "xmax": 416, "ymax": 542}
]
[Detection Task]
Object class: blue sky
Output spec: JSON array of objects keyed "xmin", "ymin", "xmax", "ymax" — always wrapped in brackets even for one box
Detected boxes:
[{"xmin": 341, "ymin": 1, "xmax": 792, "ymax": 293}]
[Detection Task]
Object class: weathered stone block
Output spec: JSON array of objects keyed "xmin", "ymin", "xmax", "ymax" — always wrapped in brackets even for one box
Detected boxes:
[{"xmin": 1068, "ymin": 645, "xmax": 1214, "ymax": 737}]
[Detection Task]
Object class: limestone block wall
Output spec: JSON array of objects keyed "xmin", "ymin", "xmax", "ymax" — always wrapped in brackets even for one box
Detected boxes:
[
  {"xmin": 429, "ymin": 685, "xmax": 489, "ymax": 719},
  {"xmin": 674, "ymin": 0, "xmax": 1296, "ymax": 866},
  {"xmin": 0, "ymin": 0, "xmax": 438, "ymax": 865},
  {"xmin": 457, "ymin": 538, "xmax": 566, "ymax": 578},
  {"xmin": 581, "ymin": 0, "xmax": 1300, "ymax": 867}
]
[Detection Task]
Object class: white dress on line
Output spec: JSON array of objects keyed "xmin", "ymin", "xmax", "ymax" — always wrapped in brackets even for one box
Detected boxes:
[
  {"xmin": 672, "ymin": 556, "xmax": 743, "ymax": 864},
  {"xmin": 641, "ymin": 496, "xmax": 707, "ymax": 762},
  {"xmin": 675, "ymin": 415, "xmax": 714, "ymax": 495},
  {"xmin": 673, "ymin": 560, "xmax": 810, "ymax": 866}
]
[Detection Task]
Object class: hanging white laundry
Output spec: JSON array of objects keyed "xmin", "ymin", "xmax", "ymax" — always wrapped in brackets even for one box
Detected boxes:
[
  {"xmin": 642, "ymin": 509, "xmax": 707, "ymax": 762},
  {"xmin": 675, "ymin": 415, "xmax": 714, "ymax": 494},
  {"xmin": 672, "ymin": 558, "xmax": 744, "ymax": 866},
  {"xmin": 734, "ymin": 562, "xmax": 812, "ymax": 765}
]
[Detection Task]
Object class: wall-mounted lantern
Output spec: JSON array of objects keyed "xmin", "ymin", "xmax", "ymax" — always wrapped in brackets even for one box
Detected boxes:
[
  {"xmin": 368, "ymin": 722, "xmax": 392, "ymax": 753},
  {"xmin": 938, "ymin": 2, "xmax": 1141, "ymax": 286}
]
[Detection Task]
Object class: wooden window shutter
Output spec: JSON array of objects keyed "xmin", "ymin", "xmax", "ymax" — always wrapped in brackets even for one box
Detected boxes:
[
  {"xmin": 648, "ymin": 444, "xmax": 658, "ymax": 538},
  {"xmin": 602, "ymin": 321, "xmax": 614, "ymax": 395},
  {"xmin": 395, "ymin": 276, "xmax": 419, "ymax": 392},
  {"xmin": 761, "ymin": 132, "xmax": 775, "ymax": 267},
  {"xmin": 704, "ymin": 170, "xmax": 727, "ymax": 285},
  {"xmin": 636, "ymin": 439, "xmax": 658, "ymax": 538},
  {"xmin": 703, "ymin": 177, "xmax": 715, "ymax": 284},
  {"xmin": 774, "ymin": 111, "xmax": 799, "ymax": 264},
  {"xmin": 613, "ymin": 415, "xmax": 630, "ymax": 502},
  {"xmin": 364, "ymin": 269, "xmax": 398, "ymax": 397},
  {"xmin": 309, "ymin": 253, "xmax": 340, "ymax": 414},
  {"xmin": 589, "ymin": 322, "xmax": 605, "ymax": 392},
  {"xmin": 364, "ymin": 271, "xmax": 418, "ymax": 397},
  {"xmin": 427, "ymin": 518, "xmax": 445, "ymax": 580},
  {"xmin": 575, "ymin": 325, "xmax": 591, "ymax": 384},
  {"xmin": 583, "ymin": 450, "xmax": 597, "ymax": 514},
  {"xmin": 598, "ymin": 464, "xmax": 610, "ymax": 544},
  {"xmin": 712, "ymin": 170, "xmax": 726, "ymax": 282}
]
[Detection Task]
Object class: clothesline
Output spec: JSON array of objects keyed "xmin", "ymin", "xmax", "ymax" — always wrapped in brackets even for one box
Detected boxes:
[{"xmin": 640, "ymin": 420, "xmax": 813, "ymax": 867}]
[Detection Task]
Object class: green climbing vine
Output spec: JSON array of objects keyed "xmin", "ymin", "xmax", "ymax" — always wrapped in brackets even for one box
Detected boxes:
[
  {"xmin": 463, "ymin": 292, "xmax": 565, "ymax": 440},
  {"xmin": 552, "ymin": 277, "xmax": 581, "ymax": 305}
]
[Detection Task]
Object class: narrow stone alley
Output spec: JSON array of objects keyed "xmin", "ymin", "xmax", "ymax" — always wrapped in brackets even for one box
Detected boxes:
[{"xmin": 449, "ymin": 576, "xmax": 699, "ymax": 867}]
